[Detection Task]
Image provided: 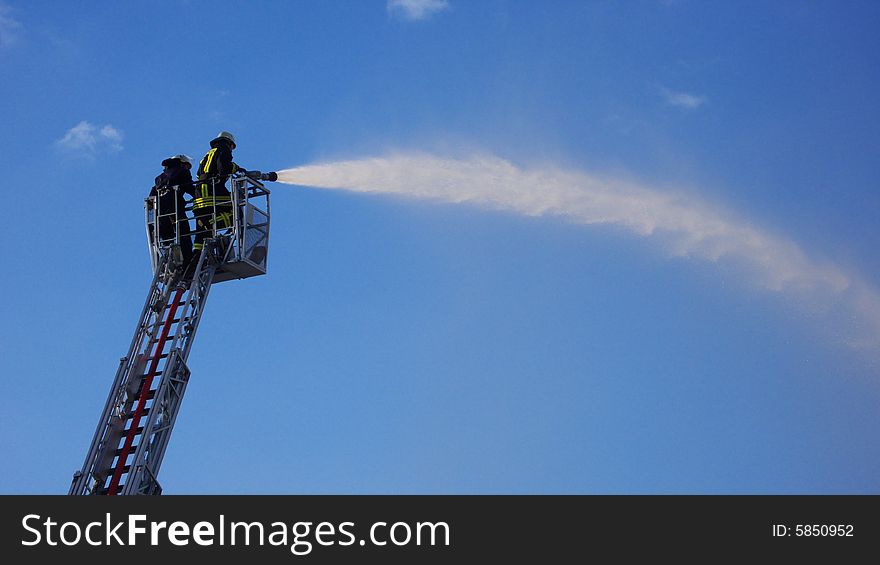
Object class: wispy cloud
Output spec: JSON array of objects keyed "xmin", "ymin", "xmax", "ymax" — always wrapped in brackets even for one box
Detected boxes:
[
  {"xmin": 661, "ymin": 87, "xmax": 706, "ymax": 109},
  {"xmin": 278, "ymin": 152, "xmax": 880, "ymax": 357},
  {"xmin": 387, "ymin": 0, "xmax": 450, "ymax": 21},
  {"xmin": 56, "ymin": 121, "xmax": 124, "ymax": 157},
  {"xmin": 0, "ymin": 2, "xmax": 22, "ymax": 48}
]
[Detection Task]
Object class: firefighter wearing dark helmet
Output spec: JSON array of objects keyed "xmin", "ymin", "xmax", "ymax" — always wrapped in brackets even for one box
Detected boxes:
[
  {"xmin": 193, "ymin": 131, "xmax": 241, "ymax": 255},
  {"xmin": 150, "ymin": 154, "xmax": 195, "ymax": 266}
]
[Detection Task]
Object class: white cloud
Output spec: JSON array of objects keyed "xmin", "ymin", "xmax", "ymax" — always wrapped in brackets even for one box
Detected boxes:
[
  {"xmin": 661, "ymin": 87, "xmax": 706, "ymax": 109},
  {"xmin": 387, "ymin": 0, "xmax": 449, "ymax": 21},
  {"xmin": 0, "ymin": 3, "xmax": 22, "ymax": 48},
  {"xmin": 99, "ymin": 124, "xmax": 124, "ymax": 150},
  {"xmin": 56, "ymin": 121, "xmax": 124, "ymax": 156}
]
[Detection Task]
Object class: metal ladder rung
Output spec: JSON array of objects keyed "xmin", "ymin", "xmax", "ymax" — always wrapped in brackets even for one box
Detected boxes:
[
  {"xmin": 130, "ymin": 389, "xmax": 157, "ymax": 401},
  {"xmin": 134, "ymin": 371, "xmax": 163, "ymax": 382},
  {"xmin": 115, "ymin": 445, "xmax": 139, "ymax": 457},
  {"xmin": 129, "ymin": 385, "xmax": 159, "ymax": 399},
  {"xmin": 125, "ymin": 407, "xmax": 150, "ymax": 419}
]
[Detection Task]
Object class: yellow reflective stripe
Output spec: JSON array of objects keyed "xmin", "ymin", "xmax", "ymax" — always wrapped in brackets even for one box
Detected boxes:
[
  {"xmin": 201, "ymin": 148, "xmax": 217, "ymax": 176},
  {"xmin": 193, "ymin": 196, "xmax": 232, "ymax": 203},
  {"xmin": 192, "ymin": 197, "xmax": 232, "ymax": 209}
]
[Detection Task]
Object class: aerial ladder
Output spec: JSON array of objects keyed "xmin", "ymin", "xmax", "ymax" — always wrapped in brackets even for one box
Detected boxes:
[{"xmin": 69, "ymin": 171, "xmax": 275, "ymax": 495}]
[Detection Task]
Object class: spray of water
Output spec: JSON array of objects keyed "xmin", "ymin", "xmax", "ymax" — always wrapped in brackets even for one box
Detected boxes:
[{"xmin": 278, "ymin": 152, "xmax": 880, "ymax": 356}]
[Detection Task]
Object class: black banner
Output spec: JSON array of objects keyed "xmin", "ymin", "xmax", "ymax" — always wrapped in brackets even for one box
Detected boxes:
[{"xmin": 2, "ymin": 495, "xmax": 877, "ymax": 562}]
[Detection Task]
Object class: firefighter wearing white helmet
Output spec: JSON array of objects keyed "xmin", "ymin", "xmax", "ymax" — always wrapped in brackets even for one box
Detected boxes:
[
  {"xmin": 193, "ymin": 131, "xmax": 243, "ymax": 256},
  {"xmin": 150, "ymin": 153, "xmax": 196, "ymax": 267},
  {"xmin": 211, "ymin": 131, "xmax": 236, "ymax": 149},
  {"xmin": 163, "ymin": 154, "xmax": 193, "ymax": 168}
]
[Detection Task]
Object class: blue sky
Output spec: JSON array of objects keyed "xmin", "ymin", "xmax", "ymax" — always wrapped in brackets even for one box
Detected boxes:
[{"xmin": 1, "ymin": 0, "xmax": 878, "ymax": 494}]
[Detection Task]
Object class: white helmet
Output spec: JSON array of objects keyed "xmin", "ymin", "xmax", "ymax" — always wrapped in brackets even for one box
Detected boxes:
[
  {"xmin": 162, "ymin": 154, "xmax": 193, "ymax": 168},
  {"xmin": 211, "ymin": 130, "xmax": 236, "ymax": 149}
]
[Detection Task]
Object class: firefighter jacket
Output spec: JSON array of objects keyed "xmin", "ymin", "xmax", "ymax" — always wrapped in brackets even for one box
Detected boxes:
[
  {"xmin": 195, "ymin": 144, "xmax": 239, "ymax": 212},
  {"xmin": 150, "ymin": 165, "xmax": 194, "ymax": 219}
]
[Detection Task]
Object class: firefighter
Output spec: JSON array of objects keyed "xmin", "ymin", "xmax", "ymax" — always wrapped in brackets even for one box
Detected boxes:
[
  {"xmin": 193, "ymin": 131, "xmax": 242, "ymax": 257},
  {"xmin": 149, "ymin": 154, "xmax": 194, "ymax": 267}
]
